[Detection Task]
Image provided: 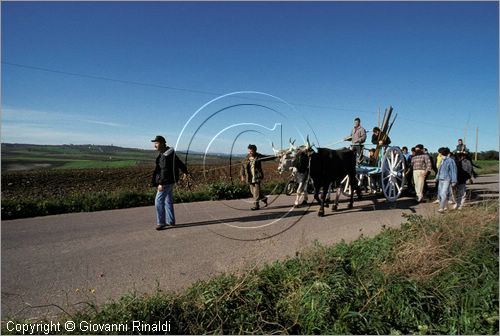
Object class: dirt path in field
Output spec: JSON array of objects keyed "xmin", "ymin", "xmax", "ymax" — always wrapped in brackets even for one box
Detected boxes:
[{"xmin": 2, "ymin": 174, "xmax": 498, "ymax": 320}]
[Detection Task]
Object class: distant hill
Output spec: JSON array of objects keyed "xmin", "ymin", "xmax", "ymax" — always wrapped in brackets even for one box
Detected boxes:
[
  {"xmin": 1, "ymin": 143, "xmax": 246, "ymax": 172},
  {"xmin": 1, "ymin": 143, "xmax": 156, "ymax": 155}
]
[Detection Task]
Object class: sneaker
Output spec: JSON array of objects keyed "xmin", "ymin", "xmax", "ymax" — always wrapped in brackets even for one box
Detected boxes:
[
  {"xmin": 251, "ymin": 206, "xmax": 260, "ymax": 211},
  {"xmin": 261, "ymin": 197, "xmax": 268, "ymax": 207},
  {"xmin": 433, "ymin": 199, "xmax": 439, "ymax": 204},
  {"xmin": 156, "ymin": 225, "xmax": 168, "ymax": 230},
  {"xmin": 448, "ymin": 200, "xmax": 455, "ymax": 204},
  {"xmin": 438, "ymin": 208, "xmax": 445, "ymax": 213}
]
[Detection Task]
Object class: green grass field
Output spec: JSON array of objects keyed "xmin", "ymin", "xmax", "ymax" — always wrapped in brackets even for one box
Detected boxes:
[
  {"xmin": 1, "ymin": 144, "xmax": 155, "ymax": 171},
  {"xmin": 474, "ymin": 160, "xmax": 499, "ymax": 174},
  {"xmin": 1, "ymin": 143, "xmax": 243, "ymax": 171},
  {"xmin": 59, "ymin": 160, "xmax": 140, "ymax": 169}
]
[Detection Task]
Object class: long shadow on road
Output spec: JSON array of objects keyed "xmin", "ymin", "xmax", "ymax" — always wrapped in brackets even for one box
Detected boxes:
[
  {"xmin": 316, "ymin": 196, "xmax": 419, "ymax": 217},
  {"xmin": 467, "ymin": 181, "xmax": 499, "ymax": 186},
  {"xmin": 170, "ymin": 184, "xmax": 497, "ymax": 227},
  {"xmin": 172, "ymin": 209, "xmax": 311, "ymax": 229},
  {"xmin": 469, "ymin": 187, "xmax": 499, "ymax": 202}
]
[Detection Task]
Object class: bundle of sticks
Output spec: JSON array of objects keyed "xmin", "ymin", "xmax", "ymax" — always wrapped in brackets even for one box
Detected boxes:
[{"xmin": 374, "ymin": 106, "xmax": 397, "ymax": 160}]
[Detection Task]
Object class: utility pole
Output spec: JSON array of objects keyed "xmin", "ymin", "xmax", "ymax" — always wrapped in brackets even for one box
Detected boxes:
[
  {"xmin": 475, "ymin": 127, "xmax": 478, "ymax": 161},
  {"xmin": 280, "ymin": 123, "xmax": 283, "ymax": 151},
  {"xmin": 464, "ymin": 127, "xmax": 467, "ymax": 145}
]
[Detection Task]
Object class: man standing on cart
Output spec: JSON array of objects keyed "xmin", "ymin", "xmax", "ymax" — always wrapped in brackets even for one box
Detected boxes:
[{"xmin": 345, "ymin": 117, "xmax": 366, "ymax": 163}]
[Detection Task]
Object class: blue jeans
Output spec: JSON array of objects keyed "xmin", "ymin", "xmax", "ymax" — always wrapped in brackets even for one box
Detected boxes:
[
  {"xmin": 437, "ymin": 179, "xmax": 451, "ymax": 210},
  {"xmin": 436, "ymin": 181, "xmax": 453, "ymax": 202},
  {"xmin": 455, "ymin": 183, "xmax": 467, "ymax": 208},
  {"xmin": 155, "ymin": 184, "xmax": 175, "ymax": 225}
]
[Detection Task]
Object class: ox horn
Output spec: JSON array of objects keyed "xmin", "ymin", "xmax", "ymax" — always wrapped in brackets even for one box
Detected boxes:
[{"xmin": 271, "ymin": 142, "xmax": 278, "ymax": 156}]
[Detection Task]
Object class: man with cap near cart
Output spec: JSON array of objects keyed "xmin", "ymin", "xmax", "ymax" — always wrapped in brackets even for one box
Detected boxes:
[{"xmin": 151, "ymin": 135, "xmax": 189, "ymax": 230}]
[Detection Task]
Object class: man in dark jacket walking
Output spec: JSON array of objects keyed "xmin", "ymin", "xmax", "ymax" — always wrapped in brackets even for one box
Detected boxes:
[
  {"xmin": 151, "ymin": 135, "xmax": 188, "ymax": 230},
  {"xmin": 240, "ymin": 144, "xmax": 274, "ymax": 210},
  {"xmin": 453, "ymin": 152, "xmax": 471, "ymax": 210}
]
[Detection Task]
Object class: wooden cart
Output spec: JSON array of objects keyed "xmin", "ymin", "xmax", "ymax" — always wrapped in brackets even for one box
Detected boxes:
[{"xmin": 340, "ymin": 106, "xmax": 407, "ymax": 202}]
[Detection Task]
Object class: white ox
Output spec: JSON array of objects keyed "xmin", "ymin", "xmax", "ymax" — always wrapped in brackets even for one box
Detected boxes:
[{"xmin": 273, "ymin": 140, "xmax": 310, "ymax": 207}]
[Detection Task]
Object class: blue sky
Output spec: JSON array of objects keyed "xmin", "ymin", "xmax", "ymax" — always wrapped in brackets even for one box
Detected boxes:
[{"xmin": 2, "ymin": 1, "xmax": 498, "ymax": 155}]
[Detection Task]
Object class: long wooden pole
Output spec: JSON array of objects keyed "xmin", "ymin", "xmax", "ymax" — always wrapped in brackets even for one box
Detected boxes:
[
  {"xmin": 378, "ymin": 108, "xmax": 380, "ymax": 128},
  {"xmin": 382, "ymin": 106, "xmax": 393, "ymax": 134},
  {"xmin": 385, "ymin": 113, "xmax": 398, "ymax": 140},
  {"xmin": 381, "ymin": 108, "xmax": 387, "ymax": 132},
  {"xmin": 374, "ymin": 106, "xmax": 393, "ymax": 160}
]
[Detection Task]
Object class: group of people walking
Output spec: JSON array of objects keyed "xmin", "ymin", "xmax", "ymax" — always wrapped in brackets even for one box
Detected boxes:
[
  {"xmin": 344, "ymin": 118, "xmax": 477, "ymax": 213},
  {"xmin": 149, "ymin": 135, "xmax": 274, "ymax": 230},
  {"xmin": 405, "ymin": 140, "xmax": 477, "ymax": 213},
  {"xmin": 149, "ymin": 122, "xmax": 479, "ymax": 230}
]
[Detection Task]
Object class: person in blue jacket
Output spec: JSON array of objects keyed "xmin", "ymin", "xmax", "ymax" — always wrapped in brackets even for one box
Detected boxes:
[{"xmin": 435, "ymin": 147, "xmax": 457, "ymax": 213}]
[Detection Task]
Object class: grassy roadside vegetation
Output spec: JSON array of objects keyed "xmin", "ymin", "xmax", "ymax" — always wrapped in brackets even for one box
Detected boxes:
[
  {"xmin": 474, "ymin": 160, "xmax": 499, "ymax": 175},
  {"xmin": 1, "ymin": 181, "xmax": 285, "ymax": 220},
  {"xmin": 3, "ymin": 201, "xmax": 498, "ymax": 335}
]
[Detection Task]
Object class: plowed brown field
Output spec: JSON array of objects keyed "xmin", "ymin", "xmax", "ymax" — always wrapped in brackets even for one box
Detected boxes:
[{"xmin": 2, "ymin": 162, "xmax": 283, "ymax": 201}]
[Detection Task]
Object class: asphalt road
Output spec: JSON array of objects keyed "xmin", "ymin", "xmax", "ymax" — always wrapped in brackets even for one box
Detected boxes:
[{"xmin": 2, "ymin": 173, "xmax": 498, "ymax": 320}]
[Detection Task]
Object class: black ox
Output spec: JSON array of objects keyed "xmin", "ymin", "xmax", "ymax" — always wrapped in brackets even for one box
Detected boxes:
[{"xmin": 308, "ymin": 147, "xmax": 361, "ymax": 216}]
